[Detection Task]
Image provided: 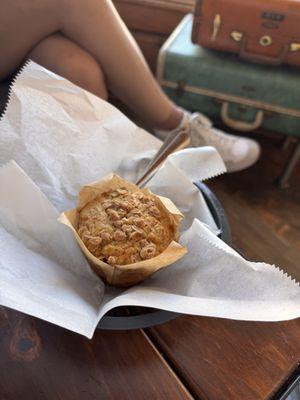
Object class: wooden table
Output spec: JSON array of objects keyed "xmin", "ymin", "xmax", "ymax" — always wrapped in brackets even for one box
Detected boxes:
[
  {"xmin": 0, "ymin": 307, "xmax": 299, "ymax": 400},
  {"xmin": 1, "ymin": 133, "xmax": 299, "ymax": 400}
]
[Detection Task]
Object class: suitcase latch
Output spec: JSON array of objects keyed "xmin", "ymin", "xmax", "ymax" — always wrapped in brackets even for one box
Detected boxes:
[
  {"xmin": 290, "ymin": 43, "xmax": 300, "ymax": 52},
  {"xmin": 212, "ymin": 14, "xmax": 221, "ymax": 41},
  {"xmin": 231, "ymin": 31, "xmax": 243, "ymax": 42},
  {"xmin": 176, "ymin": 80, "xmax": 186, "ymax": 97}
]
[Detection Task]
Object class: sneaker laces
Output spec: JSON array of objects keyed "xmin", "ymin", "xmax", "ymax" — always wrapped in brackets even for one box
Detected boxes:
[{"xmin": 190, "ymin": 113, "xmax": 238, "ymax": 159}]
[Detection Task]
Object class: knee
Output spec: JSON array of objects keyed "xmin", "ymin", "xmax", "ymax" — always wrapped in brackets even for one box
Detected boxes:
[
  {"xmin": 69, "ymin": 54, "xmax": 108, "ymax": 100},
  {"xmin": 29, "ymin": 34, "xmax": 108, "ymax": 100},
  {"xmin": 64, "ymin": 0, "xmax": 113, "ymax": 12}
]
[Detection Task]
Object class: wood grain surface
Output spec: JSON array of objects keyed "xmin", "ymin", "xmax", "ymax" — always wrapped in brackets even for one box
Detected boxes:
[
  {"xmin": 149, "ymin": 131, "xmax": 300, "ymax": 400},
  {"xmin": 208, "ymin": 131, "xmax": 300, "ymax": 282},
  {"xmin": 1, "ymin": 134, "xmax": 299, "ymax": 400},
  {"xmin": 149, "ymin": 316, "xmax": 300, "ymax": 400},
  {"xmin": 0, "ymin": 308, "xmax": 192, "ymax": 400},
  {"xmin": 1, "ymin": 4, "xmax": 300, "ymax": 397}
]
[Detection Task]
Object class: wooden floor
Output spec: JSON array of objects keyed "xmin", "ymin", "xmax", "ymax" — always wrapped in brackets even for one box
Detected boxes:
[{"xmin": 206, "ymin": 129, "xmax": 300, "ymax": 283}]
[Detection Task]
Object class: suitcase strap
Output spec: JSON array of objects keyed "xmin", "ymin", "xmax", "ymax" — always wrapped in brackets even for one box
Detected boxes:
[{"xmin": 221, "ymin": 102, "xmax": 264, "ymax": 131}]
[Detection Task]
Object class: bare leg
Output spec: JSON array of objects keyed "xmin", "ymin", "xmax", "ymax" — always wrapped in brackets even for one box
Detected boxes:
[
  {"xmin": 0, "ymin": 0, "xmax": 181, "ymax": 128},
  {"xmin": 0, "ymin": 1, "xmax": 261, "ymax": 171},
  {"xmin": 60, "ymin": 0, "xmax": 179, "ymax": 127},
  {"xmin": 28, "ymin": 33, "xmax": 108, "ymax": 99}
]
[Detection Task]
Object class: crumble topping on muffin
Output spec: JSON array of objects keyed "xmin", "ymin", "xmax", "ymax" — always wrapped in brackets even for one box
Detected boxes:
[{"xmin": 77, "ymin": 187, "xmax": 175, "ymax": 265}]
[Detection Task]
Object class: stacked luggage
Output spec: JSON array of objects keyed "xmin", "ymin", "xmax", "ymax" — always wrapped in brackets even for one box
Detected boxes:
[{"xmin": 157, "ymin": 1, "xmax": 300, "ymax": 185}]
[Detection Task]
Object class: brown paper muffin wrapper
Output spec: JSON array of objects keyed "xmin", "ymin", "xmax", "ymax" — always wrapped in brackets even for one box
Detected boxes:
[{"xmin": 58, "ymin": 173, "xmax": 187, "ymax": 288}]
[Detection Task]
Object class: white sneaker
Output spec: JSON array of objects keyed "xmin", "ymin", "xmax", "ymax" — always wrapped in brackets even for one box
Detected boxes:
[{"xmin": 155, "ymin": 111, "xmax": 260, "ymax": 173}]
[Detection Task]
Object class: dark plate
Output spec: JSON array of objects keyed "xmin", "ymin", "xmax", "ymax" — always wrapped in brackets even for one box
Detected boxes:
[{"xmin": 97, "ymin": 181, "xmax": 231, "ymax": 330}]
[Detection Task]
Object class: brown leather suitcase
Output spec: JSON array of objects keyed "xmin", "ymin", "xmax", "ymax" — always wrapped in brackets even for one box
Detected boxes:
[{"xmin": 192, "ymin": 0, "xmax": 300, "ymax": 67}]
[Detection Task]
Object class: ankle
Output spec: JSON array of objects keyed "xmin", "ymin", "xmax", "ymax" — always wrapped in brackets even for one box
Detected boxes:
[{"xmin": 155, "ymin": 106, "xmax": 184, "ymax": 131}]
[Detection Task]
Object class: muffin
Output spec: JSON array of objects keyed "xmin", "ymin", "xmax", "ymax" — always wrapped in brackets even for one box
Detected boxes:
[
  {"xmin": 59, "ymin": 173, "xmax": 187, "ymax": 287},
  {"xmin": 77, "ymin": 187, "xmax": 176, "ymax": 265}
]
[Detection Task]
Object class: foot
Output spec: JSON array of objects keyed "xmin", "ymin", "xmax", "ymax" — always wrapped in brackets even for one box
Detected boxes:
[{"xmin": 155, "ymin": 112, "xmax": 261, "ymax": 173}]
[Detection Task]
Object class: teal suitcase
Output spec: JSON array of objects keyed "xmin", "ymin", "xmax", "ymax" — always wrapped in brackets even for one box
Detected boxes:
[{"xmin": 157, "ymin": 14, "xmax": 300, "ymax": 138}]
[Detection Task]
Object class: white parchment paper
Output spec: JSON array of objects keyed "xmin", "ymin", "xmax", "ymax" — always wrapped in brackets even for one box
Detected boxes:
[{"xmin": 0, "ymin": 61, "xmax": 299, "ymax": 338}]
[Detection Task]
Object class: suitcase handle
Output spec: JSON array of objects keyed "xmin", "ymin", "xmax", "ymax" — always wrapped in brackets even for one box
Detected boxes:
[
  {"xmin": 239, "ymin": 37, "xmax": 289, "ymax": 66},
  {"xmin": 221, "ymin": 102, "xmax": 264, "ymax": 131}
]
